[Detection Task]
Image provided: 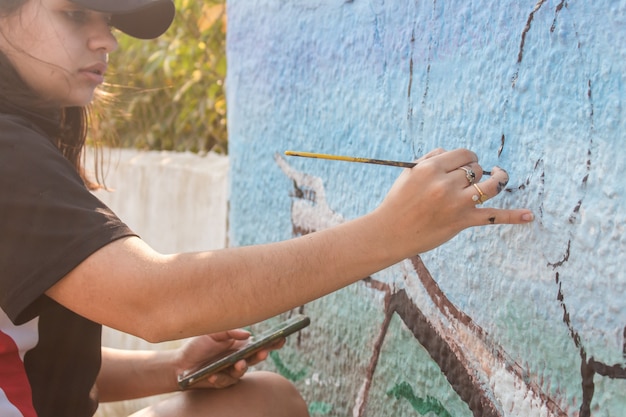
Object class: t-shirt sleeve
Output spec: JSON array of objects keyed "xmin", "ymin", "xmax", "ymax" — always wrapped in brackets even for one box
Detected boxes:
[{"xmin": 0, "ymin": 116, "xmax": 136, "ymax": 324}]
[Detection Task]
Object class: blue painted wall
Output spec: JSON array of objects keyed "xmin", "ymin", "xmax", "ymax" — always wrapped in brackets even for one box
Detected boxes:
[{"xmin": 226, "ymin": 1, "xmax": 625, "ymax": 416}]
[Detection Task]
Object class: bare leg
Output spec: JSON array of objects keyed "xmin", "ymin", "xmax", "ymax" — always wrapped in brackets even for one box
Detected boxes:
[{"xmin": 128, "ymin": 371, "xmax": 309, "ymax": 417}]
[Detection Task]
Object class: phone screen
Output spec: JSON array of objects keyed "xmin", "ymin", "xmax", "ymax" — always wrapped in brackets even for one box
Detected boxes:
[{"xmin": 177, "ymin": 314, "xmax": 310, "ymax": 389}]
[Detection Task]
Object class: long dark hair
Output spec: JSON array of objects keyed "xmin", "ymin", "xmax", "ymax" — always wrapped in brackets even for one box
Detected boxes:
[{"xmin": 0, "ymin": 0, "xmax": 104, "ymax": 189}]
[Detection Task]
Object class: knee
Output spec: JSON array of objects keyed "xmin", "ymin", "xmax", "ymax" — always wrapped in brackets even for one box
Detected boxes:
[
  {"xmin": 133, "ymin": 371, "xmax": 309, "ymax": 417},
  {"xmin": 245, "ymin": 371, "xmax": 309, "ymax": 417}
]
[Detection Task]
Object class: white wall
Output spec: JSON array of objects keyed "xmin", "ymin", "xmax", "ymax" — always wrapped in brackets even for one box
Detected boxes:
[{"xmin": 93, "ymin": 148, "xmax": 229, "ymax": 254}]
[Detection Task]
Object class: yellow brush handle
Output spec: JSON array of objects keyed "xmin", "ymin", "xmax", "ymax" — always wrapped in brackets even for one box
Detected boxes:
[{"xmin": 284, "ymin": 151, "xmax": 416, "ymax": 168}]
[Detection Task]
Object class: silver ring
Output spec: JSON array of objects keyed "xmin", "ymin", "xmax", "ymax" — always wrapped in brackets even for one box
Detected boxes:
[{"xmin": 458, "ymin": 167, "xmax": 476, "ymax": 185}]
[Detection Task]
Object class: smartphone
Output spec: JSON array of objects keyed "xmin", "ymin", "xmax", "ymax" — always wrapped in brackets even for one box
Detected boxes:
[{"xmin": 177, "ymin": 314, "xmax": 310, "ymax": 389}]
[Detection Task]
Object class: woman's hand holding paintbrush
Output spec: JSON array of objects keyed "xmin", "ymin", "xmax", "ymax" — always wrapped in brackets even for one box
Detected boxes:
[
  {"xmin": 284, "ymin": 148, "xmax": 531, "ymax": 257},
  {"xmin": 284, "ymin": 150, "xmax": 492, "ymax": 175}
]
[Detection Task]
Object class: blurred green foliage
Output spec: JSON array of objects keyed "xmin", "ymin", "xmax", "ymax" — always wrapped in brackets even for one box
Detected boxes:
[{"xmin": 97, "ymin": 0, "xmax": 228, "ymax": 154}]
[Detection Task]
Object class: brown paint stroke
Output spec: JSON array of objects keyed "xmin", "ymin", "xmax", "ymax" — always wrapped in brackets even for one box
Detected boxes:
[
  {"xmin": 555, "ymin": 270, "xmax": 626, "ymax": 417},
  {"xmin": 409, "ymin": 1, "xmax": 437, "ymax": 159},
  {"xmin": 359, "ymin": 277, "xmax": 497, "ymax": 417},
  {"xmin": 360, "ymin": 258, "xmax": 568, "ymax": 417},
  {"xmin": 505, "ymin": 159, "xmax": 545, "ymax": 224},
  {"xmin": 579, "ymin": 356, "xmax": 595, "ymax": 417},
  {"xmin": 547, "ymin": 240, "xmax": 571, "ymax": 270},
  {"xmin": 354, "ymin": 278, "xmax": 393, "ymax": 417},
  {"xmin": 591, "ymin": 359, "xmax": 626, "ymax": 379},
  {"xmin": 549, "ymin": 0, "xmax": 567, "ymax": 33},
  {"xmin": 410, "ymin": 256, "xmax": 478, "ymax": 334},
  {"xmin": 407, "ymin": 29, "xmax": 415, "ymax": 101},
  {"xmin": 518, "ymin": 0, "xmax": 548, "ymax": 64},
  {"xmin": 389, "ymin": 287, "xmax": 498, "ymax": 417},
  {"xmin": 409, "ymin": 255, "xmax": 567, "ymax": 416},
  {"xmin": 403, "ymin": 25, "xmax": 419, "ymax": 157}
]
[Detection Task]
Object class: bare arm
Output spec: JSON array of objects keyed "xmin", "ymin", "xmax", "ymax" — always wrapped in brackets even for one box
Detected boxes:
[
  {"xmin": 97, "ymin": 347, "xmax": 179, "ymax": 401},
  {"xmin": 50, "ymin": 213, "xmax": 405, "ymax": 341},
  {"xmin": 47, "ymin": 149, "xmax": 533, "ymax": 342}
]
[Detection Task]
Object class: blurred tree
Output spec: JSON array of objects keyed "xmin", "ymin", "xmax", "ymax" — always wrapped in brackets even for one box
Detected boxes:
[{"xmin": 94, "ymin": 0, "xmax": 228, "ymax": 154}]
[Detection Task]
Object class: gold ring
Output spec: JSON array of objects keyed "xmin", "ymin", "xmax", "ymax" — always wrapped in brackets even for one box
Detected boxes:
[{"xmin": 472, "ymin": 183, "xmax": 489, "ymax": 204}]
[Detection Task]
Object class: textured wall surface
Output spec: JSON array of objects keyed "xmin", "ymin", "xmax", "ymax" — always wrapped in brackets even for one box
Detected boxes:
[{"xmin": 227, "ymin": 1, "xmax": 625, "ymax": 416}]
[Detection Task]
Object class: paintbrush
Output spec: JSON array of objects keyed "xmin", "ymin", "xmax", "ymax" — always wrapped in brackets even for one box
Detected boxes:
[
  {"xmin": 284, "ymin": 150, "xmax": 416, "ymax": 168},
  {"xmin": 284, "ymin": 150, "xmax": 491, "ymax": 175}
]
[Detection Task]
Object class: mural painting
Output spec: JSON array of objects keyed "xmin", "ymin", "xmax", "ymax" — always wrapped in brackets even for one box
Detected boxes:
[
  {"xmin": 266, "ymin": 154, "xmax": 624, "ymax": 416},
  {"xmin": 227, "ymin": 1, "xmax": 626, "ymax": 415}
]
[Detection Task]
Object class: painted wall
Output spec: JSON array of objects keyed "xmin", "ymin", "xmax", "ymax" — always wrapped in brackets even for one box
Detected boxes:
[{"xmin": 226, "ymin": 1, "xmax": 626, "ymax": 416}]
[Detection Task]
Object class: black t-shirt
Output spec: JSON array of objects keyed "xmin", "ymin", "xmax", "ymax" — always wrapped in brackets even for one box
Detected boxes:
[{"xmin": 0, "ymin": 114, "xmax": 135, "ymax": 417}]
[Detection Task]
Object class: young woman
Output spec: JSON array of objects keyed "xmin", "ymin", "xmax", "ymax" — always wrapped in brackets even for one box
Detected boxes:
[{"xmin": 0, "ymin": 0, "xmax": 534, "ymax": 416}]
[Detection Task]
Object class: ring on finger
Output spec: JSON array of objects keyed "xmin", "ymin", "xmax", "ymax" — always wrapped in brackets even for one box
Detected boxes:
[
  {"xmin": 458, "ymin": 166, "xmax": 476, "ymax": 185},
  {"xmin": 472, "ymin": 183, "xmax": 489, "ymax": 204}
]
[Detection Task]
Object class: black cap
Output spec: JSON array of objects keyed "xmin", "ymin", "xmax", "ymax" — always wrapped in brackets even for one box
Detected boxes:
[{"xmin": 70, "ymin": 0, "xmax": 175, "ymax": 39}]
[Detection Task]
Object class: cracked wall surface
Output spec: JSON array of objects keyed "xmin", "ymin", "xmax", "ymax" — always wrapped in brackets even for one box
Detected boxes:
[{"xmin": 227, "ymin": 1, "xmax": 626, "ymax": 416}]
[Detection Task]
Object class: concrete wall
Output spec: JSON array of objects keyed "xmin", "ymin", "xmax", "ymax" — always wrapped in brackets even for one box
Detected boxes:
[
  {"xmin": 91, "ymin": 149, "xmax": 229, "ymax": 416},
  {"xmin": 226, "ymin": 1, "xmax": 626, "ymax": 416},
  {"xmin": 93, "ymin": 149, "xmax": 229, "ymax": 255}
]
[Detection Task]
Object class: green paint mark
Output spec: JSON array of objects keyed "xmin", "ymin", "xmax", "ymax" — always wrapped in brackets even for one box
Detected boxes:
[
  {"xmin": 269, "ymin": 351, "xmax": 307, "ymax": 382},
  {"xmin": 308, "ymin": 401, "xmax": 333, "ymax": 415},
  {"xmin": 387, "ymin": 381, "xmax": 452, "ymax": 417}
]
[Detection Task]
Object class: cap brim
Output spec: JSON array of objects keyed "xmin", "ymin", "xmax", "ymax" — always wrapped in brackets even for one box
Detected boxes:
[{"xmin": 72, "ymin": 0, "xmax": 175, "ymax": 39}]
